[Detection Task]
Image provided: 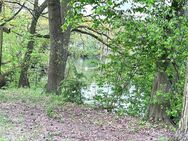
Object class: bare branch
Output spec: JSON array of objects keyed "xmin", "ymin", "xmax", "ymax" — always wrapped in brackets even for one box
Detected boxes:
[
  {"xmin": 71, "ymin": 29, "xmax": 123, "ymax": 55},
  {"xmin": 34, "ymin": 33, "xmax": 49, "ymax": 38},
  {"xmin": 32, "ymin": 0, "xmax": 47, "ymax": 22},
  {"xmin": 76, "ymin": 25, "xmax": 112, "ymax": 40},
  {"xmin": 0, "ymin": 2, "xmax": 26, "ymax": 26},
  {"xmin": 4, "ymin": 0, "xmax": 33, "ymax": 15},
  {"xmin": 71, "ymin": 28, "xmax": 110, "ymax": 47}
]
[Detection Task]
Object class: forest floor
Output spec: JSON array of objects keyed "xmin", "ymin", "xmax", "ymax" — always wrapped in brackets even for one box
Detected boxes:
[{"xmin": 0, "ymin": 89, "xmax": 174, "ymax": 141}]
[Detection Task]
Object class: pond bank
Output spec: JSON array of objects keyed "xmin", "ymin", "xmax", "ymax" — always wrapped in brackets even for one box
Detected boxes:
[{"xmin": 0, "ymin": 90, "xmax": 173, "ymax": 141}]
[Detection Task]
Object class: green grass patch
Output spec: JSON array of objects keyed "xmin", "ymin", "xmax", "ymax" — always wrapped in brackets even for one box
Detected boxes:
[
  {"xmin": 0, "ymin": 88, "xmax": 50, "ymax": 105},
  {"xmin": 0, "ymin": 95, "xmax": 8, "ymax": 103},
  {"xmin": 0, "ymin": 138, "xmax": 7, "ymax": 141},
  {"xmin": 0, "ymin": 88, "xmax": 66, "ymax": 119},
  {"xmin": 158, "ymin": 136, "xmax": 169, "ymax": 141},
  {"xmin": 46, "ymin": 95, "xmax": 66, "ymax": 118}
]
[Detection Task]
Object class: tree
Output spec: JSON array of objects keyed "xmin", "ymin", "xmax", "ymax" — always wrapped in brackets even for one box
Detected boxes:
[
  {"xmin": 140, "ymin": 0, "xmax": 187, "ymax": 124},
  {"xmin": 94, "ymin": 0, "xmax": 187, "ymax": 121},
  {"xmin": 0, "ymin": 1, "xmax": 24, "ymax": 87},
  {"xmin": 46, "ymin": 0, "xmax": 115, "ymax": 93},
  {"xmin": 175, "ymin": 1, "xmax": 188, "ymax": 140},
  {"xmin": 46, "ymin": 0, "xmax": 70, "ymax": 93},
  {"xmin": 18, "ymin": 0, "xmax": 47, "ymax": 88}
]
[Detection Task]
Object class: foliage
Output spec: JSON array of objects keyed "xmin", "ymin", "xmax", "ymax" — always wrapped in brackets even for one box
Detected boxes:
[
  {"xmin": 60, "ymin": 64, "xmax": 86, "ymax": 104},
  {"xmin": 1, "ymin": 0, "xmax": 188, "ymax": 130},
  {"xmin": 95, "ymin": 2, "xmax": 188, "ymax": 120},
  {"xmin": 2, "ymin": 4, "xmax": 49, "ymax": 88}
]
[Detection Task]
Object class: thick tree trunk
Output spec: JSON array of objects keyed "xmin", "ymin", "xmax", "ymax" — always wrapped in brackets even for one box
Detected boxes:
[
  {"xmin": 18, "ymin": 0, "xmax": 47, "ymax": 88},
  {"xmin": 61, "ymin": 0, "xmax": 71, "ymax": 60},
  {"xmin": 147, "ymin": 71, "xmax": 172, "ymax": 123},
  {"xmin": 46, "ymin": 0, "xmax": 69, "ymax": 94},
  {"xmin": 147, "ymin": 0, "xmax": 185, "ymax": 124},
  {"xmin": 175, "ymin": 1, "xmax": 188, "ymax": 140},
  {"xmin": 175, "ymin": 59, "xmax": 188, "ymax": 140}
]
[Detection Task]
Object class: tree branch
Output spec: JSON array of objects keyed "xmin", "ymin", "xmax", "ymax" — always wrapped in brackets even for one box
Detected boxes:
[
  {"xmin": 76, "ymin": 25, "xmax": 112, "ymax": 40},
  {"xmin": 71, "ymin": 28, "xmax": 110, "ymax": 47},
  {"xmin": 0, "ymin": 2, "xmax": 26, "ymax": 26},
  {"xmin": 71, "ymin": 28, "xmax": 123, "ymax": 54},
  {"xmin": 4, "ymin": 0, "xmax": 33, "ymax": 13}
]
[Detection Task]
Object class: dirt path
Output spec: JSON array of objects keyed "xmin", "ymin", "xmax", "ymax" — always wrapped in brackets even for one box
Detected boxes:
[{"xmin": 0, "ymin": 101, "xmax": 173, "ymax": 141}]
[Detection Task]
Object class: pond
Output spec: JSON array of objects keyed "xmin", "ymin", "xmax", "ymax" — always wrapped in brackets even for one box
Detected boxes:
[{"xmin": 81, "ymin": 82, "xmax": 145, "ymax": 116}]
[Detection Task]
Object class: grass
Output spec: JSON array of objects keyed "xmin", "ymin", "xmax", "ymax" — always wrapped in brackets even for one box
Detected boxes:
[
  {"xmin": 159, "ymin": 137, "xmax": 169, "ymax": 141},
  {"xmin": 0, "ymin": 88, "xmax": 68, "ymax": 140},
  {"xmin": 0, "ymin": 88, "xmax": 173, "ymax": 141},
  {"xmin": 0, "ymin": 88, "xmax": 66, "ymax": 119},
  {"xmin": 0, "ymin": 138, "xmax": 7, "ymax": 141}
]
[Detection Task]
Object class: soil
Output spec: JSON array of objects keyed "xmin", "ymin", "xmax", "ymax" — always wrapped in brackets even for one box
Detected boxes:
[{"xmin": 0, "ymin": 101, "xmax": 173, "ymax": 141}]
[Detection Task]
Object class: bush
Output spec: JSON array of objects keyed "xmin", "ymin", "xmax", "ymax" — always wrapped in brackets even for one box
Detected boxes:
[{"xmin": 60, "ymin": 66, "xmax": 86, "ymax": 104}]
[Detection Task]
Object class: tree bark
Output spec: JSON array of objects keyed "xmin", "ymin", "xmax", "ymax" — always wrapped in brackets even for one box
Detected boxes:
[
  {"xmin": 147, "ymin": 48, "xmax": 172, "ymax": 124},
  {"xmin": 147, "ymin": 0, "xmax": 186, "ymax": 124},
  {"xmin": 0, "ymin": 27, "xmax": 3, "ymax": 86},
  {"xmin": 61, "ymin": 0, "xmax": 71, "ymax": 54},
  {"xmin": 18, "ymin": 27, "xmax": 36, "ymax": 87},
  {"xmin": 175, "ymin": 58, "xmax": 188, "ymax": 140},
  {"xmin": 174, "ymin": 0, "xmax": 188, "ymax": 140},
  {"xmin": 18, "ymin": 0, "xmax": 47, "ymax": 88},
  {"xmin": 147, "ymin": 71, "xmax": 172, "ymax": 123},
  {"xmin": 46, "ymin": 0, "xmax": 69, "ymax": 94},
  {"xmin": 0, "ymin": 29, "xmax": 3, "ymax": 74}
]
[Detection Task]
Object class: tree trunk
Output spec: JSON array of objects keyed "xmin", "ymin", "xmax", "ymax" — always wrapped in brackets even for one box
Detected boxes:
[
  {"xmin": 147, "ymin": 51, "xmax": 171, "ymax": 124},
  {"xmin": 61, "ymin": 0, "xmax": 71, "ymax": 64},
  {"xmin": 18, "ymin": 0, "xmax": 47, "ymax": 88},
  {"xmin": 0, "ymin": 74, "xmax": 5, "ymax": 88},
  {"xmin": 147, "ymin": 0, "xmax": 185, "ymax": 124},
  {"xmin": 174, "ymin": 0, "xmax": 188, "ymax": 140},
  {"xmin": 147, "ymin": 71, "xmax": 172, "ymax": 123},
  {"xmin": 174, "ymin": 58, "xmax": 188, "ymax": 140},
  {"xmin": 0, "ymin": 1, "xmax": 3, "ymax": 74},
  {"xmin": 18, "ymin": 40, "xmax": 35, "ymax": 88},
  {"xmin": 46, "ymin": 0, "xmax": 69, "ymax": 94},
  {"xmin": 0, "ymin": 29, "xmax": 3, "ymax": 74}
]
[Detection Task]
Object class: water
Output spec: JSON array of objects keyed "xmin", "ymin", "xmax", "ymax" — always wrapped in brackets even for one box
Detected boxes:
[
  {"xmin": 81, "ymin": 82, "xmax": 131, "ymax": 107},
  {"xmin": 81, "ymin": 83, "xmax": 145, "ymax": 116},
  {"xmin": 81, "ymin": 82, "xmax": 113, "ymax": 104}
]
